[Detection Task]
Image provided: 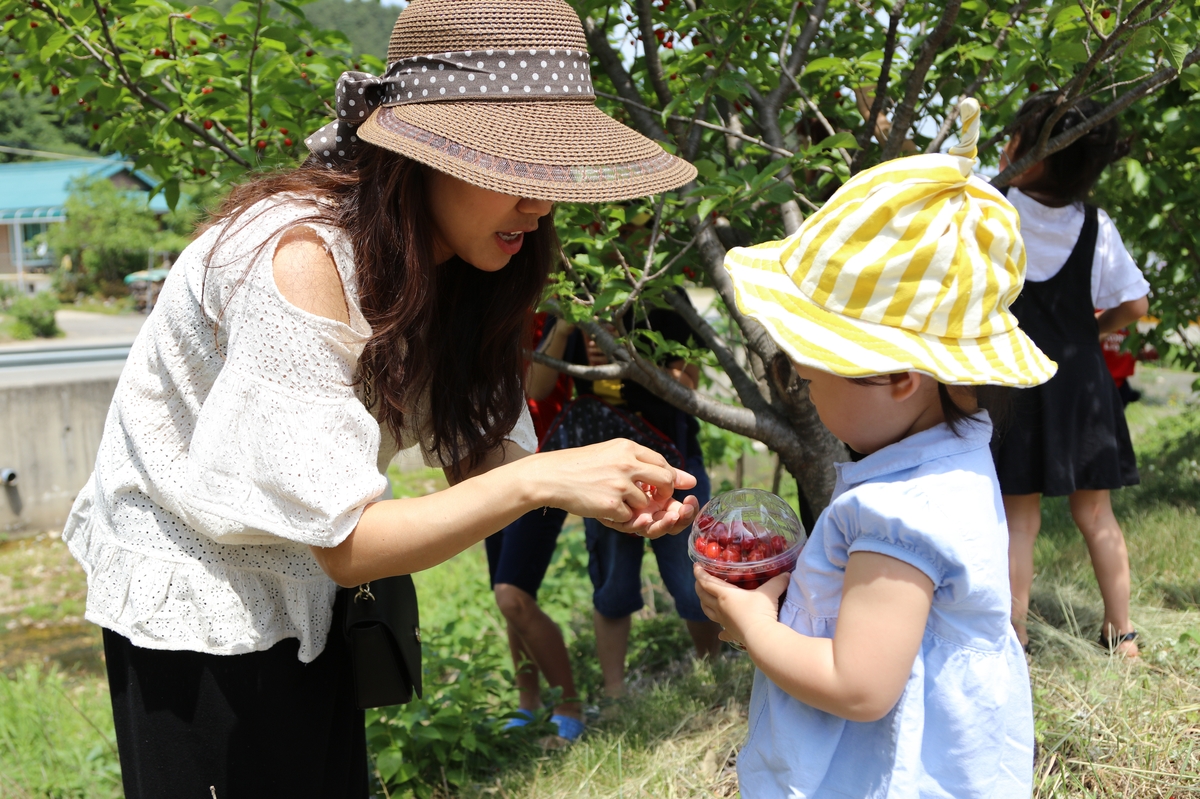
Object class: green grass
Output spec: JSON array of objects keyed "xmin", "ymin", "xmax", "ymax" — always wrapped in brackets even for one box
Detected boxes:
[{"xmin": 2, "ymin": 378, "xmax": 1200, "ymax": 797}]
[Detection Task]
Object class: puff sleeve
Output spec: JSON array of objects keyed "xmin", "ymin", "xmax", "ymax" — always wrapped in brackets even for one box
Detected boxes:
[{"xmin": 174, "ymin": 221, "xmax": 388, "ymax": 548}]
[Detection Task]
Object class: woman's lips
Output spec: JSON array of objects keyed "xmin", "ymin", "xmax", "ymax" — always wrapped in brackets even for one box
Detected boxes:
[{"xmin": 494, "ymin": 231, "xmax": 524, "ymax": 255}]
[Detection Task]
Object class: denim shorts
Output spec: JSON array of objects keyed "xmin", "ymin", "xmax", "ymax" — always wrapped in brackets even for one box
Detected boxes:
[
  {"xmin": 485, "ymin": 507, "xmax": 569, "ymax": 599},
  {"xmin": 584, "ymin": 455, "xmax": 710, "ymax": 622}
]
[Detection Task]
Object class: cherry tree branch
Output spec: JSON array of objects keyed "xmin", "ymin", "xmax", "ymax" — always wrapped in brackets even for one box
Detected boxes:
[
  {"xmin": 992, "ymin": 43, "xmax": 1200, "ymax": 187},
  {"xmin": 584, "ymin": 16, "xmax": 668, "ymax": 141},
  {"xmin": 925, "ymin": 0, "xmax": 1031, "ymax": 153},
  {"xmin": 880, "ymin": 0, "xmax": 962, "ymax": 161},
  {"xmin": 853, "ymin": 0, "xmax": 905, "ymax": 165}
]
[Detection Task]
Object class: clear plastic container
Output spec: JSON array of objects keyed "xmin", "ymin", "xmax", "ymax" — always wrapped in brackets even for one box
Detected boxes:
[{"xmin": 688, "ymin": 488, "xmax": 806, "ymax": 589}]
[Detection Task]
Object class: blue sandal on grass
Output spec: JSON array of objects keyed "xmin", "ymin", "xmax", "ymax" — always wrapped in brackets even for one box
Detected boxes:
[{"xmin": 550, "ymin": 714, "xmax": 585, "ymax": 742}]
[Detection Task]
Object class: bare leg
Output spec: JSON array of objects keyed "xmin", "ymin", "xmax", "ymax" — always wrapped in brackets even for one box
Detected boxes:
[
  {"xmin": 1004, "ymin": 493, "xmax": 1043, "ymax": 648},
  {"xmin": 1068, "ymin": 490, "xmax": 1139, "ymax": 658},
  {"xmin": 593, "ymin": 610, "xmax": 632, "ymax": 699},
  {"xmin": 503, "ymin": 621, "xmax": 541, "ymax": 713},
  {"xmin": 494, "ymin": 584, "xmax": 581, "ymax": 718},
  {"xmin": 686, "ymin": 619, "xmax": 722, "ymax": 660}
]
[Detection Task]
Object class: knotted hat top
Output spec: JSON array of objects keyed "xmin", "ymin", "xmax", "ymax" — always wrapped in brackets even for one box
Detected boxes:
[
  {"xmin": 723, "ymin": 99, "xmax": 1057, "ymax": 387},
  {"xmin": 305, "ymin": 0, "xmax": 696, "ymax": 202}
]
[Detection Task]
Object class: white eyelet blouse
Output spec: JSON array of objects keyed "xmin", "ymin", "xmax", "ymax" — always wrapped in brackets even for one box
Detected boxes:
[{"xmin": 63, "ymin": 196, "xmax": 536, "ymax": 662}]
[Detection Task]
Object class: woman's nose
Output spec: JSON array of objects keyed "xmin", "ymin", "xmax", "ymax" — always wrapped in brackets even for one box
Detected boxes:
[{"xmin": 517, "ymin": 196, "xmax": 553, "ymax": 217}]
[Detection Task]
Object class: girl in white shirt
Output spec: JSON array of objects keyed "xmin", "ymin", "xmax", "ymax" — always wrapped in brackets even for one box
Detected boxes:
[{"xmin": 991, "ymin": 94, "xmax": 1150, "ymax": 658}]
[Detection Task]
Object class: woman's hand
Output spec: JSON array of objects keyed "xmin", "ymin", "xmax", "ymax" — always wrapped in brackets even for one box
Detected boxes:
[
  {"xmin": 694, "ymin": 565, "xmax": 790, "ymax": 646},
  {"xmin": 516, "ymin": 439, "xmax": 698, "ymax": 538}
]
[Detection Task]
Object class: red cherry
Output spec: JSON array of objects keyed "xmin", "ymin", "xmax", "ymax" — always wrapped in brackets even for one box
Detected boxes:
[
  {"xmin": 721, "ymin": 548, "xmax": 742, "ymax": 564},
  {"xmin": 748, "ymin": 546, "xmax": 767, "ymax": 562},
  {"xmin": 697, "ymin": 513, "xmax": 716, "ymax": 532},
  {"xmin": 743, "ymin": 34, "xmax": 750, "ymax": 41},
  {"xmin": 713, "ymin": 523, "xmax": 731, "ymax": 546},
  {"xmin": 203, "ymin": 120, "xmax": 213, "ymax": 130},
  {"xmin": 301, "ymin": 72, "xmax": 308, "ymax": 80},
  {"xmin": 278, "ymin": 127, "xmax": 288, "ymax": 134},
  {"xmin": 50, "ymin": 85, "xmax": 59, "ymax": 95},
  {"xmin": 30, "ymin": 20, "xmax": 38, "ymax": 27},
  {"xmin": 1100, "ymin": 8, "xmax": 1111, "ymax": 17},
  {"xmin": 184, "ymin": 12, "xmax": 191, "ymax": 18},
  {"xmin": 259, "ymin": 119, "xmax": 267, "ymax": 128},
  {"xmin": 10, "ymin": 72, "xmax": 18, "ymax": 79},
  {"xmin": 770, "ymin": 535, "xmax": 787, "ymax": 554},
  {"xmin": 219, "ymin": 33, "xmax": 227, "ymax": 39},
  {"xmin": 197, "ymin": 168, "xmax": 206, "ymax": 176},
  {"xmin": 256, "ymin": 141, "xmax": 266, "ymax": 149},
  {"xmin": 664, "ymin": 40, "xmax": 673, "ymax": 48},
  {"xmin": 92, "ymin": 123, "xmax": 99, "ymax": 130},
  {"xmin": 655, "ymin": 29, "xmax": 665, "ymax": 41},
  {"xmin": 305, "ymin": 49, "xmax": 313, "ymax": 57},
  {"xmin": 1029, "ymin": 82, "xmax": 1039, "ymax": 92},
  {"xmin": 189, "ymin": 38, "xmax": 196, "ymax": 45},
  {"xmin": 705, "ymin": 50, "xmax": 714, "ymax": 57},
  {"xmin": 743, "ymin": 579, "xmax": 760, "ymax": 590},
  {"xmin": 693, "ymin": 535, "xmax": 708, "ymax": 552},
  {"xmin": 705, "ymin": 542, "xmax": 722, "ymax": 560},
  {"xmin": 283, "ymin": 137, "xmax": 293, "ymax": 146}
]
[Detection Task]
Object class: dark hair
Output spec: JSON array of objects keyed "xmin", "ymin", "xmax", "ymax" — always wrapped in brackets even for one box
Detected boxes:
[
  {"xmin": 848, "ymin": 376, "xmax": 1011, "ymax": 436},
  {"xmin": 1009, "ymin": 93, "xmax": 1131, "ymax": 203},
  {"xmin": 202, "ymin": 144, "xmax": 554, "ymax": 478}
]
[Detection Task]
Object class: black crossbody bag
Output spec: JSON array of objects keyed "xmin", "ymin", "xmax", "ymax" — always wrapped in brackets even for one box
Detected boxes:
[{"xmin": 341, "ymin": 576, "xmax": 423, "ymax": 708}]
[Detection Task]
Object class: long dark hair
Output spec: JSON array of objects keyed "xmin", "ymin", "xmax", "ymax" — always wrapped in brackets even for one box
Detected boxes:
[
  {"xmin": 1009, "ymin": 93, "xmax": 1131, "ymax": 204},
  {"xmin": 203, "ymin": 144, "xmax": 554, "ymax": 477}
]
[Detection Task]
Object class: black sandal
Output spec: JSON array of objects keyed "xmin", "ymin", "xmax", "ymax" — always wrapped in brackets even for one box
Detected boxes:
[{"xmin": 1098, "ymin": 629, "xmax": 1138, "ymax": 652}]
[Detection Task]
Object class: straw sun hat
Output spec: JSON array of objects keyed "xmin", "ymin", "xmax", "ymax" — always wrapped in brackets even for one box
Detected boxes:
[
  {"xmin": 723, "ymin": 99, "xmax": 1057, "ymax": 387},
  {"xmin": 304, "ymin": 0, "xmax": 696, "ymax": 202}
]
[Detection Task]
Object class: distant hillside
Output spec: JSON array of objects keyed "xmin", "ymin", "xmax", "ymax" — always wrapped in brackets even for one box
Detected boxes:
[
  {"xmin": 1, "ymin": 0, "xmax": 402, "ymax": 161},
  {"xmin": 304, "ymin": 0, "xmax": 399, "ymax": 60}
]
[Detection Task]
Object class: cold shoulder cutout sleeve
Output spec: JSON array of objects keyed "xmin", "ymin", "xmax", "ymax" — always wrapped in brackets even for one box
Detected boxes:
[{"xmin": 174, "ymin": 207, "xmax": 388, "ymax": 548}]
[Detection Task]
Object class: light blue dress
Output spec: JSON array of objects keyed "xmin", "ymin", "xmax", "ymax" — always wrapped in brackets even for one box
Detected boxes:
[{"xmin": 737, "ymin": 415, "xmax": 1034, "ymax": 798}]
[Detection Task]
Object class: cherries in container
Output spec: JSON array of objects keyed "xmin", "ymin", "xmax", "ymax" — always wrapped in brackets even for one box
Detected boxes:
[{"xmin": 689, "ymin": 488, "xmax": 806, "ymax": 589}]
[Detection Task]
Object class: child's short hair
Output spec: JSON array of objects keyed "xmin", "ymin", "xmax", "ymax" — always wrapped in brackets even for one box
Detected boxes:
[{"xmin": 1009, "ymin": 93, "xmax": 1131, "ymax": 204}]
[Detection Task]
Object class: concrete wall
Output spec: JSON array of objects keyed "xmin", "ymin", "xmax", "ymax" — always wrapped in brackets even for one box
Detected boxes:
[
  {"xmin": 0, "ymin": 375, "xmax": 117, "ymax": 533},
  {"xmin": 0, "ymin": 367, "xmax": 429, "ymax": 534}
]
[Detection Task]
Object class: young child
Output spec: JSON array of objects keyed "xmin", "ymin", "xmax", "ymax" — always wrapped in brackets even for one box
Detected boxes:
[
  {"xmin": 695, "ymin": 99, "xmax": 1050, "ymax": 797},
  {"xmin": 992, "ymin": 94, "xmax": 1149, "ymax": 658}
]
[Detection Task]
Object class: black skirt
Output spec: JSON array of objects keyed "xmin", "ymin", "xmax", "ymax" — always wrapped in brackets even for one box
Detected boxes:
[
  {"xmin": 991, "ymin": 200, "xmax": 1139, "ymax": 497},
  {"xmin": 103, "ymin": 594, "xmax": 368, "ymax": 799}
]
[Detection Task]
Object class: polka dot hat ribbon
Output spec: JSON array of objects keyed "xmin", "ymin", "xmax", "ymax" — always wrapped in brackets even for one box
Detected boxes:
[{"xmin": 306, "ymin": 48, "xmax": 595, "ymax": 168}]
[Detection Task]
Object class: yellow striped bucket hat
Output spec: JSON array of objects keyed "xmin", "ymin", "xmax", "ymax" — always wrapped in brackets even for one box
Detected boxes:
[{"xmin": 723, "ymin": 98, "xmax": 1056, "ymax": 387}]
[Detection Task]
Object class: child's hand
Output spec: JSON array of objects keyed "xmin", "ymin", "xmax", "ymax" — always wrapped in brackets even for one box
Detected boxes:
[{"xmin": 694, "ymin": 564, "xmax": 790, "ymax": 648}]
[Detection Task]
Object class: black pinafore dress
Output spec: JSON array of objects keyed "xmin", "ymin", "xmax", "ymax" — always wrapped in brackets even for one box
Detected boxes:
[{"xmin": 991, "ymin": 202, "xmax": 1140, "ymax": 497}]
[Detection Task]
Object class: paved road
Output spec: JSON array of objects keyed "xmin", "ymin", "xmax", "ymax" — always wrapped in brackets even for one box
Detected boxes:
[{"xmin": 0, "ymin": 311, "xmax": 141, "ymax": 387}]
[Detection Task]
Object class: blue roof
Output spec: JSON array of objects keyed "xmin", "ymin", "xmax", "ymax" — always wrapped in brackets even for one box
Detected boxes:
[{"xmin": 0, "ymin": 156, "xmax": 169, "ymax": 220}]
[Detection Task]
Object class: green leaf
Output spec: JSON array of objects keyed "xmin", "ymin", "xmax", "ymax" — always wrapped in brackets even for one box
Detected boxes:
[
  {"xmin": 763, "ymin": 181, "xmax": 796, "ymax": 205},
  {"xmin": 693, "ymin": 158, "xmax": 719, "ymax": 180},
  {"xmin": 140, "ymin": 58, "xmax": 175, "ymax": 77},
  {"xmin": 803, "ymin": 56, "xmax": 844, "ymax": 75},
  {"xmin": 964, "ymin": 44, "xmax": 997, "ymax": 61},
  {"xmin": 39, "ymin": 31, "xmax": 71, "ymax": 61},
  {"xmin": 697, "ymin": 196, "xmax": 720, "ymax": 220},
  {"xmin": 375, "ymin": 749, "xmax": 405, "ymax": 782},
  {"xmin": 1154, "ymin": 31, "xmax": 1190, "ymax": 72},
  {"xmin": 1182, "ymin": 64, "xmax": 1200, "ymax": 92},
  {"xmin": 815, "ymin": 132, "xmax": 859, "ymax": 151}
]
